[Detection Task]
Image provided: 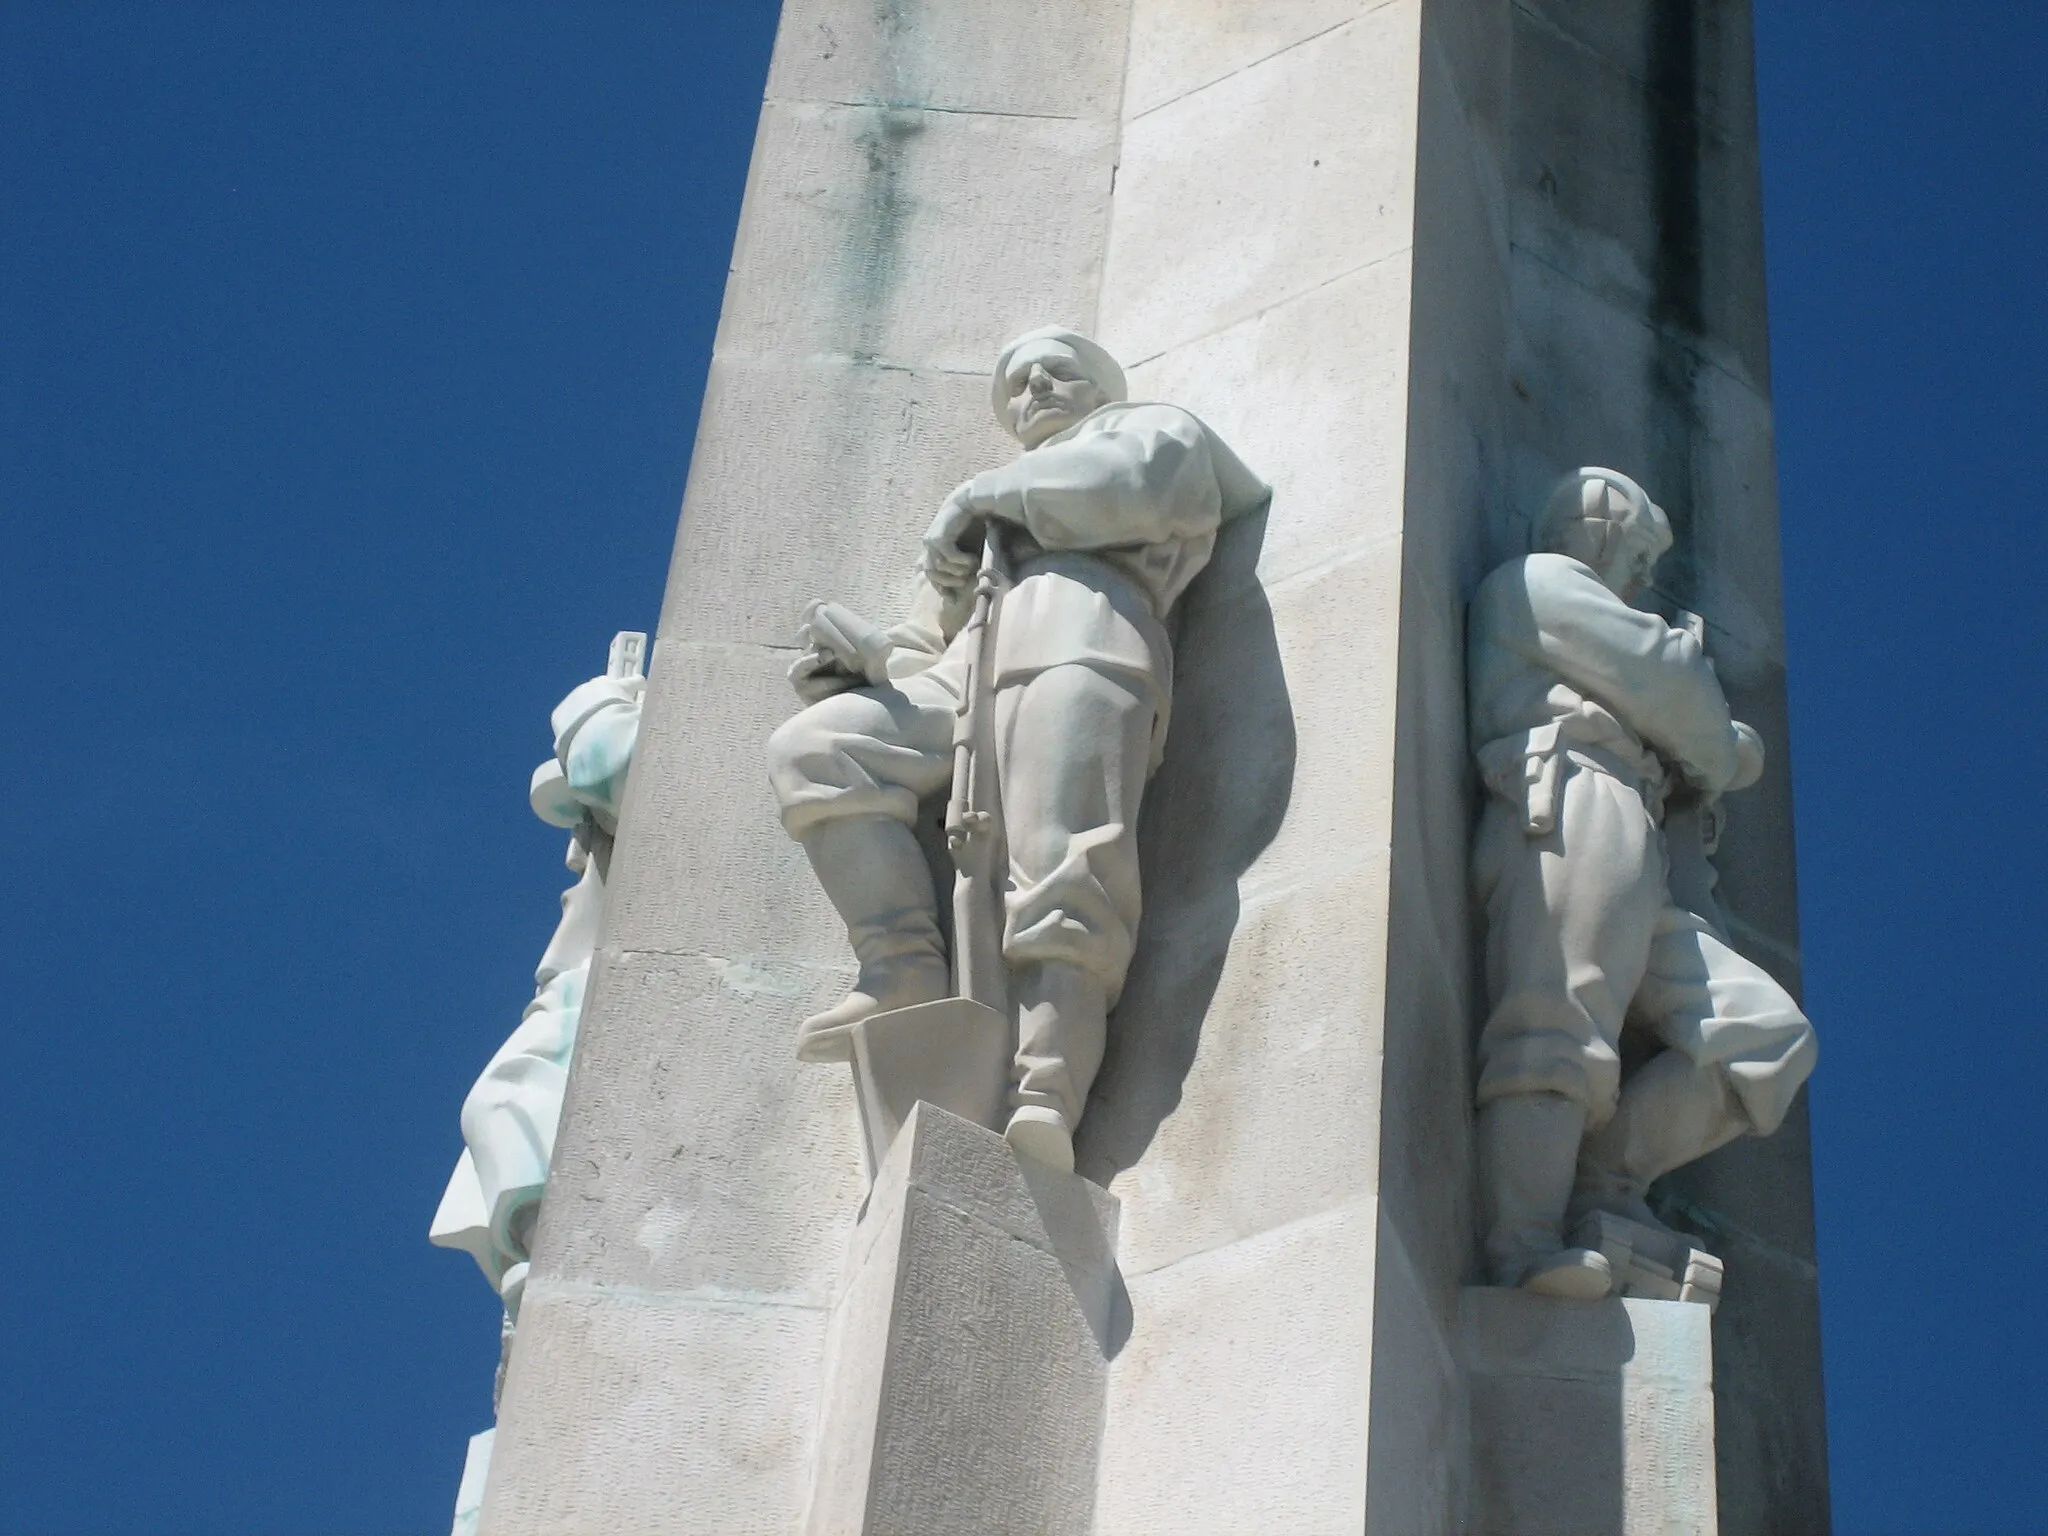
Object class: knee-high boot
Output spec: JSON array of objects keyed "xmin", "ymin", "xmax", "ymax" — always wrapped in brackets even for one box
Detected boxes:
[
  {"xmin": 1004, "ymin": 960, "xmax": 1108, "ymax": 1172},
  {"xmin": 794, "ymin": 815, "xmax": 950, "ymax": 1062},
  {"xmin": 1478, "ymin": 1091, "xmax": 1613, "ymax": 1299}
]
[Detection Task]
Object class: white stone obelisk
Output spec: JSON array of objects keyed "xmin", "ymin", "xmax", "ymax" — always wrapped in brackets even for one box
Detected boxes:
[{"xmin": 478, "ymin": 3, "xmax": 1825, "ymax": 1532}]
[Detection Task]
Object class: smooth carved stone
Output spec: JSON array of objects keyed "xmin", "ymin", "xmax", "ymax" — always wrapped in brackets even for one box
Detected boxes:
[
  {"xmin": 847, "ymin": 998, "xmax": 1011, "ymax": 1176},
  {"xmin": 1469, "ymin": 469, "xmax": 1817, "ymax": 1299},
  {"xmin": 450, "ymin": 1430, "xmax": 494, "ymax": 1536},
  {"xmin": 1574, "ymin": 1210, "xmax": 1725, "ymax": 1312},
  {"xmin": 431, "ymin": 631, "xmax": 648, "ymax": 1304},
  {"xmin": 1461, "ymin": 1288, "xmax": 1717, "ymax": 1536},
  {"xmin": 428, "ymin": 632, "xmax": 645, "ymax": 1527},
  {"xmin": 805, "ymin": 1103, "xmax": 1125, "ymax": 1536}
]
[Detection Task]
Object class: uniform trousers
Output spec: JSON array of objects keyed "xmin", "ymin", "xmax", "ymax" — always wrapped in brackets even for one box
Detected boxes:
[
  {"xmin": 768, "ymin": 639, "xmax": 1156, "ymax": 1124},
  {"xmin": 1473, "ymin": 757, "xmax": 1816, "ymax": 1135}
]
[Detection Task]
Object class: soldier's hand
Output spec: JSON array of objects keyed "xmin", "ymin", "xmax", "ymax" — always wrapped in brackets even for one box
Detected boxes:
[
  {"xmin": 787, "ymin": 647, "xmax": 863, "ymax": 705},
  {"xmin": 796, "ymin": 600, "xmax": 877, "ymax": 676},
  {"xmin": 922, "ymin": 481, "xmax": 981, "ymax": 593}
]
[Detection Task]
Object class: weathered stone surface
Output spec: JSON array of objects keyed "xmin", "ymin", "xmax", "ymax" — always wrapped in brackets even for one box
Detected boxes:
[
  {"xmin": 484, "ymin": 1279, "xmax": 830, "ymax": 1536},
  {"xmin": 658, "ymin": 358, "xmax": 1005, "ymax": 651},
  {"xmin": 1120, "ymin": 252, "xmax": 1413, "ymax": 589},
  {"xmin": 1513, "ymin": 0, "xmax": 1761, "ymax": 136},
  {"xmin": 1122, "ymin": 0, "xmax": 1382, "ymax": 120},
  {"xmin": 1101, "ymin": 3, "xmax": 1420, "ymax": 364},
  {"xmin": 482, "ymin": 4, "xmax": 1824, "ymax": 1533},
  {"xmin": 480, "ymin": 1, "xmax": 1138, "ymax": 1527},
  {"xmin": 1462, "ymin": 1289, "xmax": 1718, "ymax": 1536},
  {"xmin": 1094, "ymin": 1201, "xmax": 1378, "ymax": 1535},
  {"xmin": 719, "ymin": 101, "xmax": 1116, "ymax": 373},
  {"xmin": 769, "ymin": 0, "xmax": 1129, "ymax": 119},
  {"xmin": 1501, "ymin": 10, "xmax": 1828, "ymax": 1527},
  {"xmin": 804, "ymin": 1106, "xmax": 1121, "ymax": 1535}
]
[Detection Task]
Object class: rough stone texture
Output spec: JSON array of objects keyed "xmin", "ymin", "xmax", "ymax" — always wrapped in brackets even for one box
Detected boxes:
[
  {"xmin": 1462, "ymin": 1290, "xmax": 1718, "ymax": 1536},
  {"xmin": 804, "ymin": 1105, "xmax": 1122, "ymax": 1535},
  {"xmin": 482, "ymin": 2, "xmax": 1823, "ymax": 1531}
]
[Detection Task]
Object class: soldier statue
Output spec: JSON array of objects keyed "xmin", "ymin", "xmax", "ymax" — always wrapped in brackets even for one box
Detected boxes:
[
  {"xmin": 1469, "ymin": 468, "xmax": 1817, "ymax": 1298},
  {"xmin": 767, "ymin": 327, "xmax": 1266, "ymax": 1172}
]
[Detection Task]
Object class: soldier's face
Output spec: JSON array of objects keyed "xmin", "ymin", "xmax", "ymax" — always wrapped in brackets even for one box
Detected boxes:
[
  {"xmin": 1002, "ymin": 341, "xmax": 1107, "ymax": 447},
  {"xmin": 1600, "ymin": 527, "xmax": 1662, "ymax": 601}
]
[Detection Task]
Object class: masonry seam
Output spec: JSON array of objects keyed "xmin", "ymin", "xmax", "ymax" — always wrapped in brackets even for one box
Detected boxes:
[{"xmin": 1124, "ymin": 2, "xmax": 1401, "ymax": 126}]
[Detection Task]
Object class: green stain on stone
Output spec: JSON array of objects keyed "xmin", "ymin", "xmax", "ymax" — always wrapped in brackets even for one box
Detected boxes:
[{"xmin": 836, "ymin": 0, "xmax": 929, "ymax": 360}]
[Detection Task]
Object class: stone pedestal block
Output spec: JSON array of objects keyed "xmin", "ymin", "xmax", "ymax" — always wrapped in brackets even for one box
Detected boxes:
[
  {"xmin": 1461, "ymin": 1289, "xmax": 1718, "ymax": 1536},
  {"xmin": 804, "ymin": 1104, "xmax": 1124, "ymax": 1536}
]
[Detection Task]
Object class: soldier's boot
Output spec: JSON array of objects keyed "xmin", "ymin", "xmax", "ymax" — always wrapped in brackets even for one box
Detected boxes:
[
  {"xmin": 1570, "ymin": 1049, "xmax": 1748, "ymax": 1236},
  {"xmin": 1005, "ymin": 960, "xmax": 1109, "ymax": 1174},
  {"xmin": 793, "ymin": 815, "xmax": 950, "ymax": 1064},
  {"xmin": 1480, "ymin": 1090, "xmax": 1614, "ymax": 1300}
]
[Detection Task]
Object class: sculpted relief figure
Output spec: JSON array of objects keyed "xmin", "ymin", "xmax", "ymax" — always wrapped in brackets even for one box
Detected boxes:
[
  {"xmin": 1470, "ymin": 469, "xmax": 1817, "ymax": 1301},
  {"xmin": 431, "ymin": 634, "xmax": 645, "ymax": 1324},
  {"xmin": 768, "ymin": 327, "xmax": 1266, "ymax": 1173}
]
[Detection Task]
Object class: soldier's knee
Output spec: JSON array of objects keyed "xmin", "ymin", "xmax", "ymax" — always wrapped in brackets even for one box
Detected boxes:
[
  {"xmin": 765, "ymin": 709, "xmax": 821, "ymax": 781},
  {"xmin": 1477, "ymin": 1027, "xmax": 1621, "ymax": 1122},
  {"xmin": 1723, "ymin": 1014, "xmax": 1818, "ymax": 1136}
]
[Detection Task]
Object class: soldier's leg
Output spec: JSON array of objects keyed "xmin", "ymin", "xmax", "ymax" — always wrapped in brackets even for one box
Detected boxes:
[
  {"xmin": 1577, "ymin": 904, "xmax": 1818, "ymax": 1218},
  {"xmin": 1474, "ymin": 765, "xmax": 1663, "ymax": 1292},
  {"xmin": 995, "ymin": 663, "xmax": 1154, "ymax": 1169},
  {"xmin": 461, "ymin": 961, "xmax": 587, "ymax": 1277},
  {"xmin": 766, "ymin": 669, "xmax": 960, "ymax": 1059}
]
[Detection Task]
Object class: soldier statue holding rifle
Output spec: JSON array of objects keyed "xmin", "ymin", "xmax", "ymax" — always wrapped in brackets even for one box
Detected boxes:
[{"xmin": 767, "ymin": 327, "xmax": 1266, "ymax": 1172}]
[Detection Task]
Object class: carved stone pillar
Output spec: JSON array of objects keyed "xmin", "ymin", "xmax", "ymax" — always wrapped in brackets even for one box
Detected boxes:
[
  {"xmin": 479, "ymin": 3, "xmax": 1824, "ymax": 1533},
  {"xmin": 803, "ymin": 1105, "xmax": 1121, "ymax": 1536}
]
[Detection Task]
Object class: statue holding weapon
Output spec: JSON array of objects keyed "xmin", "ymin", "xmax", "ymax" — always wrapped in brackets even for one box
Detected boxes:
[{"xmin": 768, "ymin": 327, "xmax": 1267, "ymax": 1172}]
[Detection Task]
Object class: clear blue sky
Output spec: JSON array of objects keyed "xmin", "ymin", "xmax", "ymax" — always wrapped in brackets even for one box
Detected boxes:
[{"xmin": 3, "ymin": 4, "xmax": 2041, "ymax": 1534}]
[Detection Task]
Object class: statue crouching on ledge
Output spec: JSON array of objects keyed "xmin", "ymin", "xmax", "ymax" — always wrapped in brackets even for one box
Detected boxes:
[
  {"xmin": 767, "ymin": 327, "xmax": 1266, "ymax": 1173},
  {"xmin": 1470, "ymin": 468, "xmax": 1817, "ymax": 1301}
]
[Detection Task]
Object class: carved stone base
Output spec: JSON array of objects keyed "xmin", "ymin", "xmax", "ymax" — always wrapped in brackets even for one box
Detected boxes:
[
  {"xmin": 1573, "ymin": 1211, "xmax": 1726, "ymax": 1312},
  {"xmin": 1462, "ymin": 1289, "xmax": 1717, "ymax": 1536},
  {"xmin": 804, "ymin": 1103, "xmax": 1124, "ymax": 1535},
  {"xmin": 847, "ymin": 998, "xmax": 1011, "ymax": 1175}
]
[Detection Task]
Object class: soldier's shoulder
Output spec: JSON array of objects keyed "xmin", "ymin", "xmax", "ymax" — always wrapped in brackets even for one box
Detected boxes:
[
  {"xmin": 1510, "ymin": 551, "xmax": 1606, "ymax": 602},
  {"xmin": 1095, "ymin": 399, "xmax": 1201, "ymax": 434},
  {"xmin": 1473, "ymin": 552, "xmax": 1602, "ymax": 627},
  {"xmin": 1475, "ymin": 552, "xmax": 1548, "ymax": 599}
]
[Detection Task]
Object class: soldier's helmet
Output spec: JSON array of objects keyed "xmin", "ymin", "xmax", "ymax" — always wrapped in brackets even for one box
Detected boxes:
[{"xmin": 1536, "ymin": 466, "xmax": 1672, "ymax": 562}]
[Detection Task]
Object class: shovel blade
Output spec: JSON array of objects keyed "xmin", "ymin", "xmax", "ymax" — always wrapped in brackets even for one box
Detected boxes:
[{"xmin": 849, "ymin": 998, "xmax": 1013, "ymax": 1174}]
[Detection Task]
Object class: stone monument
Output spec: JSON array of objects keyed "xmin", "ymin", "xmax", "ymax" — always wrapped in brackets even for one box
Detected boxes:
[{"xmin": 472, "ymin": 3, "xmax": 1826, "ymax": 1532}]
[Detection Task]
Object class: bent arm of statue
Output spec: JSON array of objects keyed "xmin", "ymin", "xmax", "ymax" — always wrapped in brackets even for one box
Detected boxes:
[
  {"xmin": 787, "ymin": 576, "xmax": 971, "ymax": 700},
  {"xmin": 1515, "ymin": 553, "xmax": 1747, "ymax": 792},
  {"xmin": 962, "ymin": 404, "xmax": 1225, "ymax": 553}
]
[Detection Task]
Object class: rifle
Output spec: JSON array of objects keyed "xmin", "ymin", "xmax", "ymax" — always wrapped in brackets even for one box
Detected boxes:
[
  {"xmin": 843, "ymin": 535, "xmax": 1014, "ymax": 1174},
  {"xmin": 945, "ymin": 535, "xmax": 1011, "ymax": 1015}
]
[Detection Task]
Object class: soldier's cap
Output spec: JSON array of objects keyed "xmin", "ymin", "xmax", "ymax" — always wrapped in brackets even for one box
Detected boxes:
[
  {"xmin": 1540, "ymin": 466, "xmax": 1673, "ymax": 556},
  {"xmin": 991, "ymin": 327, "xmax": 1128, "ymax": 423}
]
